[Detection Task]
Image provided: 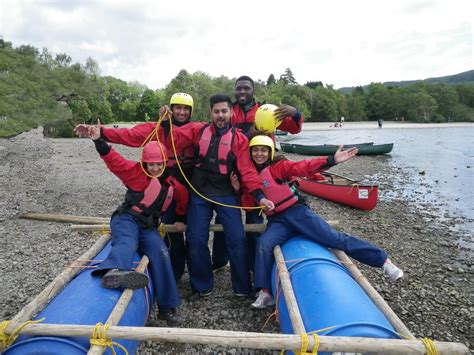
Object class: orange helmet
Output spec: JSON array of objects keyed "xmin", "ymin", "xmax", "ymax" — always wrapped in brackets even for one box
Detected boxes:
[{"xmin": 141, "ymin": 142, "xmax": 167, "ymax": 163}]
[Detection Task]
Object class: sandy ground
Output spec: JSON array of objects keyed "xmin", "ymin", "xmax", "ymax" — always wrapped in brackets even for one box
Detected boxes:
[{"xmin": 0, "ymin": 127, "xmax": 472, "ymax": 354}]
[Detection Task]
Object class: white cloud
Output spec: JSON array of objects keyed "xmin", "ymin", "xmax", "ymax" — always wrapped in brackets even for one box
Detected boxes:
[{"xmin": 1, "ymin": 0, "xmax": 472, "ymax": 89}]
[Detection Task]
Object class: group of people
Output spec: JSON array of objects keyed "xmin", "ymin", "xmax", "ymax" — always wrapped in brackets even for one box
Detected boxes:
[{"xmin": 74, "ymin": 76, "xmax": 403, "ymax": 327}]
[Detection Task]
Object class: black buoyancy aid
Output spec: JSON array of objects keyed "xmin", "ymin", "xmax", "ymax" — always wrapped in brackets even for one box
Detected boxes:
[
  {"xmin": 196, "ymin": 124, "xmax": 235, "ymax": 175},
  {"xmin": 117, "ymin": 177, "xmax": 174, "ymax": 228},
  {"xmin": 259, "ymin": 167, "xmax": 299, "ymax": 215}
]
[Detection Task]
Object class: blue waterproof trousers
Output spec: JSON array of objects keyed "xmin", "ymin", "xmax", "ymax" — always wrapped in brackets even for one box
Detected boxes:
[
  {"xmin": 212, "ymin": 210, "xmax": 263, "ymax": 273},
  {"xmin": 186, "ymin": 194, "xmax": 252, "ymax": 294},
  {"xmin": 92, "ymin": 214, "xmax": 180, "ymax": 309},
  {"xmin": 254, "ymin": 204, "xmax": 388, "ymax": 290},
  {"xmin": 162, "ymin": 199, "xmax": 186, "ymax": 282}
]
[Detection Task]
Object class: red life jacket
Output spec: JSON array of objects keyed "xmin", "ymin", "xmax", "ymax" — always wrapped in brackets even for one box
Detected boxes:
[
  {"xmin": 165, "ymin": 145, "xmax": 194, "ymax": 168},
  {"xmin": 196, "ymin": 124, "xmax": 235, "ymax": 175},
  {"xmin": 118, "ymin": 177, "xmax": 174, "ymax": 228},
  {"xmin": 259, "ymin": 167, "xmax": 299, "ymax": 215}
]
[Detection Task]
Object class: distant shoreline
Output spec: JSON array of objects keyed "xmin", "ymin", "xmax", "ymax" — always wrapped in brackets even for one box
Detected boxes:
[{"xmin": 301, "ymin": 121, "xmax": 474, "ymax": 131}]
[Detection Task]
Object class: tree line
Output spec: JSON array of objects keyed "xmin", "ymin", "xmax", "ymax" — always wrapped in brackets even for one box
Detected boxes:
[{"xmin": 1, "ymin": 38, "xmax": 473, "ymax": 137}]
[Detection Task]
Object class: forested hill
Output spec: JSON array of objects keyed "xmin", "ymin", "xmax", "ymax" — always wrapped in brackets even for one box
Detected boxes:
[
  {"xmin": 339, "ymin": 70, "xmax": 474, "ymax": 93},
  {"xmin": 1, "ymin": 38, "xmax": 474, "ymax": 138}
]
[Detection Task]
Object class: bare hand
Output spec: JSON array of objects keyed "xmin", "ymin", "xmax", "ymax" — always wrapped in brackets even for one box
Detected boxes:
[
  {"xmin": 74, "ymin": 124, "xmax": 92, "ymax": 138},
  {"xmin": 334, "ymin": 146, "xmax": 358, "ymax": 164},
  {"xmin": 259, "ymin": 198, "xmax": 275, "ymax": 211},
  {"xmin": 274, "ymin": 104, "xmax": 297, "ymax": 120},
  {"xmin": 159, "ymin": 105, "xmax": 172, "ymax": 120},
  {"xmin": 229, "ymin": 171, "xmax": 241, "ymax": 192},
  {"xmin": 89, "ymin": 119, "xmax": 101, "ymax": 140},
  {"xmin": 174, "ymin": 222, "xmax": 186, "ymax": 233}
]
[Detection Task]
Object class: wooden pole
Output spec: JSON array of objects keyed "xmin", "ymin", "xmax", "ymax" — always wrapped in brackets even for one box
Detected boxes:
[
  {"xmin": 87, "ymin": 255, "xmax": 149, "ymax": 355},
  {"xmin": 5, "ymin": 234, "xmax": 111, "ymax": 335},
  {"xmin": 21, "ymin": 212, "xmax": 338, "ymax": 229},
  {"xmin": 8, "ymin": 323, "xmax": 470, "ymax": 354},
  {"xmin": 71, "ymin": 221, "xmax": 338, "ymax": 233},
  {"xmin": 332, "ymin": 249, "xmax": 415, "ymax": 340},
  {"xmin": 273, "ymin": 246, "xmax": 306, "ymax": 335},
  {"xmin": 21, "ymin": 212, "xmax": 109, "ymax": 224}
]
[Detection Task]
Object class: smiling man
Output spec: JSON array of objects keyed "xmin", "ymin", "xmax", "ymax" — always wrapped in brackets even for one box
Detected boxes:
[
  {"xmin": 166, "ymin": 93, "xmax": 274, "ymax": 301},
  {"xmin": 232, "ymin": 75, "xmax": 304, "ymax": 137}
]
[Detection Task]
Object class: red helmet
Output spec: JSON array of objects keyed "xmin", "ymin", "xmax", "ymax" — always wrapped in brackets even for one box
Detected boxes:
[{"xmin": 141, "ymin": 142, "xmax": 167, "ymax": 163}]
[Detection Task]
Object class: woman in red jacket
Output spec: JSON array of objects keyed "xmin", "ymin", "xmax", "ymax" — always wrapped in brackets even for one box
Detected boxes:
[
  {"xmin": 87, "ymin": 125, "xmax": 188, "ymax": 326},
  {"xmin": 243, "ymin": 135, "xmax": 404, "ymax": 309}
]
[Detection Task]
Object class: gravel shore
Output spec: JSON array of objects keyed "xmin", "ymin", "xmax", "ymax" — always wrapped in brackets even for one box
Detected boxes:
[{"xmin": 0, "ymin": 128, "xmax": 472, "ymax": 353}]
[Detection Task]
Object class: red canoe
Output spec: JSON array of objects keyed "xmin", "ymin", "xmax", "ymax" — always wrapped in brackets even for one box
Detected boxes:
[{"xmin": 294, "ymin": 172, "xmax": 378, "ymax": 211}]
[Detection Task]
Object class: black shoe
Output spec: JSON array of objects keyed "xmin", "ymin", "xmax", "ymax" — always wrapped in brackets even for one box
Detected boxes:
[
  {"xmin": 187, "ymin": 288, "xmax": 213, "ymax": 302},
  {"xmin": 158, "ymin": 308, "xmax": 182, "ymax": 327},
  {"xmin": 212, "ymin": 261, "xmax": 228, "ymax": 272},
  {"xmin": 101, "ymin": 269, "xmax": 148, "ymax": 290}
]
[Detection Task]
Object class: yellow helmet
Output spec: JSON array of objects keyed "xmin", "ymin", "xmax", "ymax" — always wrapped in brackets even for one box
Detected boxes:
[
  {"xmin": 254, "ymin": 104, "xmax": 282, "ymax": 133},
  {"xmin": 249, "ymin": 135, "xmax": 275, "ymax": 160},
  {"xmin": 170, "ymin": 92, "xmax": 194, "ymax": 115}
]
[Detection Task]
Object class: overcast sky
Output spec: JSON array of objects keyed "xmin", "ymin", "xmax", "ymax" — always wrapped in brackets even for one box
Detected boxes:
[{"xmin": 1, "ymin": 0, "xmax": 473, "ymax": 89}]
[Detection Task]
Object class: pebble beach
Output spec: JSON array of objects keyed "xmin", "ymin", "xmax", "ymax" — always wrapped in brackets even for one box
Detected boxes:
[{"xmin": 0, "ymin": 125, "xmax": 472, "ymax": 353}]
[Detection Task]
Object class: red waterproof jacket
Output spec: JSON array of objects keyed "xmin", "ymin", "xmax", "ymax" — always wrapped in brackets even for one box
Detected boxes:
[
  {"xmin": 169, "ymin": 123, "xmax": 263, "ymax": 195},
  {"xmin": 101, "ymin": 121, "xmax": 201, "ymax": 168},
  {"xmin": 241, "ymin": 157, "xmax": 333, "ymax": 209},
  {"xmin": 101, "ymin": 146, "xmax": 189, "ymax": 217},
  {"xmin": 231, "ymin": 102, "xmax": 303, "ymax": 135}
]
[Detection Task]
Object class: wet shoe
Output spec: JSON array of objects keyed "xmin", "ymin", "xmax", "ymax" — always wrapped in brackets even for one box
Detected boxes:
[
  {"xmin": 383, "ymin": 259, "xmax": 404, "ymax": 282},
  {"xmin": 187, "ymin": 288, "xmax": 213, "ymax": 302},
  {"xmin": 101, "ymin": 269, "xmax": 149, "ymax": 290},
  {"xmin": 212, "ymin": 261, "xmax": 228, "ymax": 272},
  {"xmin": 251, "ymin": 290, "xmax": 275, "ymax": 309},
  {"xmin": 158, "ymin": 307, "xmax": 182, "ymax": 327}
]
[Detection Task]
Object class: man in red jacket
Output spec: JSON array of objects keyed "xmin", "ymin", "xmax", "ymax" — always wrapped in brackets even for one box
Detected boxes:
[
  {"xmin": 75, "ymin": 93, "xmax": 197, "ymax": 282},
  {"xmin": 165, "ymin": 94, "xmax": 274, "ymax": 301},
  {"xmin": 212, "ymin": 76, "xmax": 305, "ymax": 271}
]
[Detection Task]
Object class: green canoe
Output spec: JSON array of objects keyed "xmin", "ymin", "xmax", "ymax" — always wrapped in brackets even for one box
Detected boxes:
[{"xmin": 284, "ymin": 143, "xmax": 393, "ymax": 156}]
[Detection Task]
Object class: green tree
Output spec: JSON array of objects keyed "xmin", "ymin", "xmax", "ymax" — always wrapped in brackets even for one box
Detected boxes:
[
  {"xmin": 136, "ymin": 89, "xmax": 161, "ymax": 120},
  {"xmin": 279, "ymin": 68, "xmax": 297, "ymax": 85},
  {"xmin": 266, "ymin": 74, "xmax": 276, "ymax": 86}
]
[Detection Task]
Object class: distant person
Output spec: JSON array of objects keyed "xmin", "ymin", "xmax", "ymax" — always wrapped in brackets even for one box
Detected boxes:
[
  {"xmin": 340, "ymin": 116, "xmax": 345, "ymax": 126},
  {"xmin": 84, "ymin": 123, "xmax": 188, "ymax": 326},
  {"xmin": 378, "ymin": 118, "xmax": 383, "ymax": 128},
  {"xmin": 238, "ymin": 135, "xmax": 404, "ymax": 308}
]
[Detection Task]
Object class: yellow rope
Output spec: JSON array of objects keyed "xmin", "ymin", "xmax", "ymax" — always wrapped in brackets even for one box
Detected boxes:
[
  {"xmin": 298, "ymin": 333, "xmax": 308, "ymax": 354},
  {"xmin": 0, "ymin": 318, "xmax": 45, "ymax": 349},
  {"xmin": 90, "ymin": 322, "xmax": 128, "ymax": 355},
  {"xmin": 420, "ymin": 338, "xmax": 438, "ymax": 355},
  {"xmin": 311, "ymin": 333, "xmax": 319, "ymax": 354},
  {"xmin": 158, "ymin": 223, "xmax": 167, "ymax": 238}
]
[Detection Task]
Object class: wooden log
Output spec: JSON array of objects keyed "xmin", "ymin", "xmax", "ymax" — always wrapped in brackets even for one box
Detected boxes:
[
  {"xmin": 21, "ymin": 212, "xmax": 109, "ymax": 224},
  {"xmin": 332, "ymin": 249, "xmax": 415, "ymax": 340},
  {"xmin": 21, "ymin": 212, "xmax": 338, "ymax": 229},
  {"xmin": 5, "ymin": 234, "xmax": 111, "ymax": 335},
  {"xmin": 9, "ymin": 324, "xmax": 470, "ymax": 354},
  {"xmin": 273, "ymin": 246, "xmax": 306, "ymax": 335},
  {"xmin": 87, "ymin": 255, "xmax": 149, "ymax": 355},
  {"xmin": 71, "ymin": 220, "xmax": 339, "ymax": 233}
]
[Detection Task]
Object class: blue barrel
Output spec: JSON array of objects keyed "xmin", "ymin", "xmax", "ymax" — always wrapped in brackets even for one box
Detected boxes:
[
  {"xmin": 5, "ymin": 242, "xmax": 153, "ymax": 355},
  {"xmin": 271, "ymin": 237, "xmax": 400, "ymax": 353}
]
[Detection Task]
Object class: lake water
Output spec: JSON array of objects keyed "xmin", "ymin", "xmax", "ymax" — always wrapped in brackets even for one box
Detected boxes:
[{"xmin": 283, "ymin": 127, "xmax": 474, "ymax": 245}]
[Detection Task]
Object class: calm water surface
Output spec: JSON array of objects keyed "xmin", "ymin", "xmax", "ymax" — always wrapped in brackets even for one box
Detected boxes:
[{"xmin": 286, "ymin": 127, "xmax": 474, "ymax": 242}]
